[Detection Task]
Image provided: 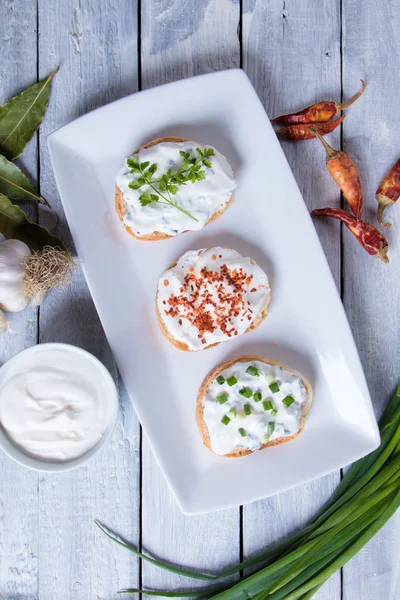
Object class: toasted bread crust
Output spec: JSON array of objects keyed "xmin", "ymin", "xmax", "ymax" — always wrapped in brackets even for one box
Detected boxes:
[
  {"xmin": 115, "ymin": 136, "xmax": 234, "ymax": 241},
  {"xmin": 155, "ymin": 251, "xmax": 271, "ymax": 352},
  {"xmin": 196, "ymin": 355, "xmax": 312, "ymax": 457}
]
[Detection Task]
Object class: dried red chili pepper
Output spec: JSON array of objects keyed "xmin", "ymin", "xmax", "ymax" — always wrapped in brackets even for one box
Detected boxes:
[
  {"xmin": 277, "ymin": 115, "xmax": 345, "ymax": 141},
  {"xmin": 310, "ymin": 127, "xmax": 363, "ymax": 220},
  {"xmin": 375, "ymin": 158, "xmax": 400, "ymax": 229},
  {"xmin": 312, "ymin": 207, "xmax": 389, "ymax": 263},
  {"xmin": 271, "ymin": 80, "xmax": 366, "ymax": 125}
]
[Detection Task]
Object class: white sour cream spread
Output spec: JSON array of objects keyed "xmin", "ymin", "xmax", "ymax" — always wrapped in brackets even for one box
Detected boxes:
[
  {"xmin": 157, "ymin": 247, "xmax": 270, "ymax": 351},
  {"xmin": 116, "ymin": 141, "xmax": 237, "ymax": 237},
  {"xmin": 203, "ymin": 360, "xmax": 308, "ymax": 455},
  {"xmin": 0, "ymin": 346, "xmax": 117, "ymax": 462}
]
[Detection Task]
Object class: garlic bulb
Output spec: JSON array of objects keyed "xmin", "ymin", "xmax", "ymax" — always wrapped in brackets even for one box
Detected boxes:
[
  {"xmin": 0, "ymin": 239, "xmax": 31, "ymax": 312},
  {"xmin": 0, "ymin": 239, "xmax": 73, "ymax": 324}
]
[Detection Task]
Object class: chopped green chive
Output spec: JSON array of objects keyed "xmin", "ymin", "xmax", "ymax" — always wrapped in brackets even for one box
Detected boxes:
[
  {"xmin": 253, "ymin": 392, "xmax": 262, "ymax": 402},
  {"xmin": 244, "ymin": 404, "xmax": 252, "ymax": 415},
  {"xmin": 227, "ymin": 375, "xmax": 238, "ymax": 387},
  {"xmin": 270, "ymin": 409, "xmax": 278, "ymax": 417},
  {"xmin": 246, "ymin": 365, "xmax": 260, "ymax": 377},
  {"xmin": 229, "ymin": 408, "xmax": 237, "ymax": 418},
  {"xmin": 264, "ymin": 435, "xmax": 270, "ymax": 444},
  {"xmin": 262, "ymin": 400, "xmax": 273, "ymax": 411},
  {"xmin": 268, "ymin": 422, "xmax": 275, "ymax": 436},
  {"xmin": 216, "ymin": 375, "xmax": 225, "ymax": 385},
  {"xmin": 221, "ymin": 415, "xmax": 231, "ymax": 426},
  {"xmin": 239, "ymin": 387, "xmax": 253, "ymax": 398},
  {"xmin": 265, "ymin": 373, "xmax": 275, "ymax": 385},
  {"xmin": 269, "ymin": 382, "xmax": 280, "ymax": 394},
  {"xmin": 283, "ymin": 395, "xmax": 295, "ymax": 407},
  {"xmin": 216, "ymin": 393, "xmax": 228, "ymax": 405},
  {"xmin": 238, "ymin": 428, "xmax": 247, "ymax": 438}
]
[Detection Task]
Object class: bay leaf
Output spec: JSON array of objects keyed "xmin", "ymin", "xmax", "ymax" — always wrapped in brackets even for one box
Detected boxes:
[
  {"xmin": 0, "ymin": 67, "xmax": 59, "ymax": 160},
  {"xmin": 0, "ymin": 193, "xmax": 70, "ymax": 256},
  {"xmin": 0, "ymin": 154, "xmax": 50, "ymax": 206}
]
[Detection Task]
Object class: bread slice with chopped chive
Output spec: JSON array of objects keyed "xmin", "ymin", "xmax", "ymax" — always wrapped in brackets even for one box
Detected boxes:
[
  {"xmin": 115, "ymin": 136, "xmax": 234, "ymax": 241},
  {"xmin": 196, "ymin": 355, "xmax": 312, "ymax": 458}
]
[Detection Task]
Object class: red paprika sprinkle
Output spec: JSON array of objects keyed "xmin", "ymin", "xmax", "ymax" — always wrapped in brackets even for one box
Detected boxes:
[
  {"xmin": 375, "ymin": 158, "xmax": 400, "ymax": 229},
  {"xmin": 271, "ymin": 80, "xmax": 365, "ymax": 125},
  {"xmin": 311, "ymin": 207, "xmax": 389, "ymax": 263},
  {"xmin": 311, "ymin": 127, "xmax": 363, "ymax": 220},
  {"xmin": 277, "ymin": 115, "xmax": 345, "ymax": 141}
]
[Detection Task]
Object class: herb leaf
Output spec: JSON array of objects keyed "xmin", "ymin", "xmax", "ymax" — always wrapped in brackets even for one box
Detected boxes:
[
  {"xmin": 139, "ymin": 192, "xmax": 153, "ymax": 206},
  {"xmin": 127, "ymin": 146, "xmax": 215, "ymax": 222},
  {"xmin": 0, "ymin": 154, "xmax": 50, "ymax": 206},
  {"xmin": 0, "ymin": 67, "xmax": 59, "ymax": 160},
  {"xmin": 127, "ymin": 157, "xmax": 140, "ymax": 170},
  {"xmin": 0, "ymin": 193, "xmax": 70, "ymax": 257}
]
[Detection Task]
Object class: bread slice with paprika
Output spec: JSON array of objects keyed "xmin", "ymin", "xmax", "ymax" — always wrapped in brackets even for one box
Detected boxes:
[{"xmin": 155, "ymin": 248, "xmax": 271, "ymax": 352}]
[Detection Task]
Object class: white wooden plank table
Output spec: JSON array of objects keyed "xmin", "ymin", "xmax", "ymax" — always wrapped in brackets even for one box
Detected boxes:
[{"xmin": 0, "ymin": 1, "xmax": 399, "ymax": 598}]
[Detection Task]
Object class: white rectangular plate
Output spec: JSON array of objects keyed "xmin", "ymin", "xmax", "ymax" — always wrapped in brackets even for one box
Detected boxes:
[{"xmin": 48, "ymin": 69, "xmax": 379, "ymax": 515}]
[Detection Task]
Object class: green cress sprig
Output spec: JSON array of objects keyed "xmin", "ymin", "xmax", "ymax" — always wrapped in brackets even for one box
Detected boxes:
[{"xmin": 127, "ymin": 147, "xmax": 215, "ymax": 222}]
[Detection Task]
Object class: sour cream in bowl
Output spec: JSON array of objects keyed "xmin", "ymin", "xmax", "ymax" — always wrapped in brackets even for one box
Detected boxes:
[{"xmin": 0, "ymin": 343, "xmax": 118, "ymax": 471}]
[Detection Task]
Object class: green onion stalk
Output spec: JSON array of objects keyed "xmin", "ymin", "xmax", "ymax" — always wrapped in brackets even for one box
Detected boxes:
[{"xmin": 97, "ymin": 384, "xmax": 400, "ymax": 598}]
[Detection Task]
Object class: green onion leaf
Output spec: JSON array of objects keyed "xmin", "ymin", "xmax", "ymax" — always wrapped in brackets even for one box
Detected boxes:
[
  {"xmin": 244, "ymin": 404, "xmax": 252, "ymax": 416},
  {"xmin": 96, "ymin": 383, "xmax": 400, "ymax": 599},
  {"xmin": 221, "ymin": 415, "xmax": 231, "ymax": 426},
  {"xmin": 269, "ymin": 382, "xmax": 280, "ymax": 393},
  {"xmin": 271, "ymin": 409, "xmax": 278, "ymax": 417},
  {"xmin": 216, "ymin": 375, "xmax": 225, "ymax": 385},
  {"xmin": 246, "ymin": 365, "xmax": 260, "ymax": 377},
  {"xmin": 253, "ymin": 392, "xmax": 262, "ymax": 402},
  {"xmin": 265, "ymin": 373, "xmax": 275, "ymax": 385},
  {"xmin": 283, "ymin": 395, "xmax": 295, "ymax": 407},
  {"xmin": 227, "ymin": 376, "xmax": 238, "ymax": 387},
  {"xmin": 239, "ymin": 387, "xmax": 253, "ymax": 398},
  {"xmin": 94, "ymin": 521, "xmax": 216, "ymax": 581},
  {"xmin": 229, "ymin": 408, "xmax": 237, "ymax": 418},
  {"xmin": 262, "ymin": 400, "xmax": 273, "ymax": 411},
  {"xmin": 216, "ymin": 393, "xmax": 228, "ymax": 405}
]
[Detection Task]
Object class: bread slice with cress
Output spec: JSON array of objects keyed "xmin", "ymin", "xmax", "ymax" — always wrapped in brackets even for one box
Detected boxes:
[
  {"xmin": 156, "ymin": 247, "xmax": 271, "ymax": 352},
  {"xmin": 196, "ymin": 355, "xmax": 312, "ymax": 457},
  {"xmin": 115, "ymin": 137, "xmax": 236, "ymax": 240}
]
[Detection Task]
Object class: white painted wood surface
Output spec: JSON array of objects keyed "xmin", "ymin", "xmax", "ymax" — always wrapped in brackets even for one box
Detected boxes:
[
  {"xmin": 341, "ymin": 1, "xmax": 400, "ymax": 598},
  {"xmin": 36, "ymin": 0, "xmax": 141, "ymax": 595},
  {"xmin": 1, "ymin": 1, "xmax": 399, "ymax": 598},
  {"xmin": 0, "ymin": 3, "xmax": 39, "ymax": 598},
  {"xmin": 140, "ymin": 1, "xmax": 241, "ymax": 595},
  {"xmin": 242, "ymin": 3, "xmax": 341, "ymax": 598}
]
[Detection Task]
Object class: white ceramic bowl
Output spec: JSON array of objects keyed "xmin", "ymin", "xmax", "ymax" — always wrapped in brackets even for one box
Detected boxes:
[{"xmin": 0, "ymin": 343, "xmax": 119, "ymax": 472}]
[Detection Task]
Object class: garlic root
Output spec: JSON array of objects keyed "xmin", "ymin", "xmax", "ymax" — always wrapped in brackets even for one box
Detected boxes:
[
  {"xmin": 23, "ymin": 246, "xmax": 73, "ymax": 297},
  {"xmin": 0, "ymin": 240, "xmax": 74, "ymax": 315}
]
